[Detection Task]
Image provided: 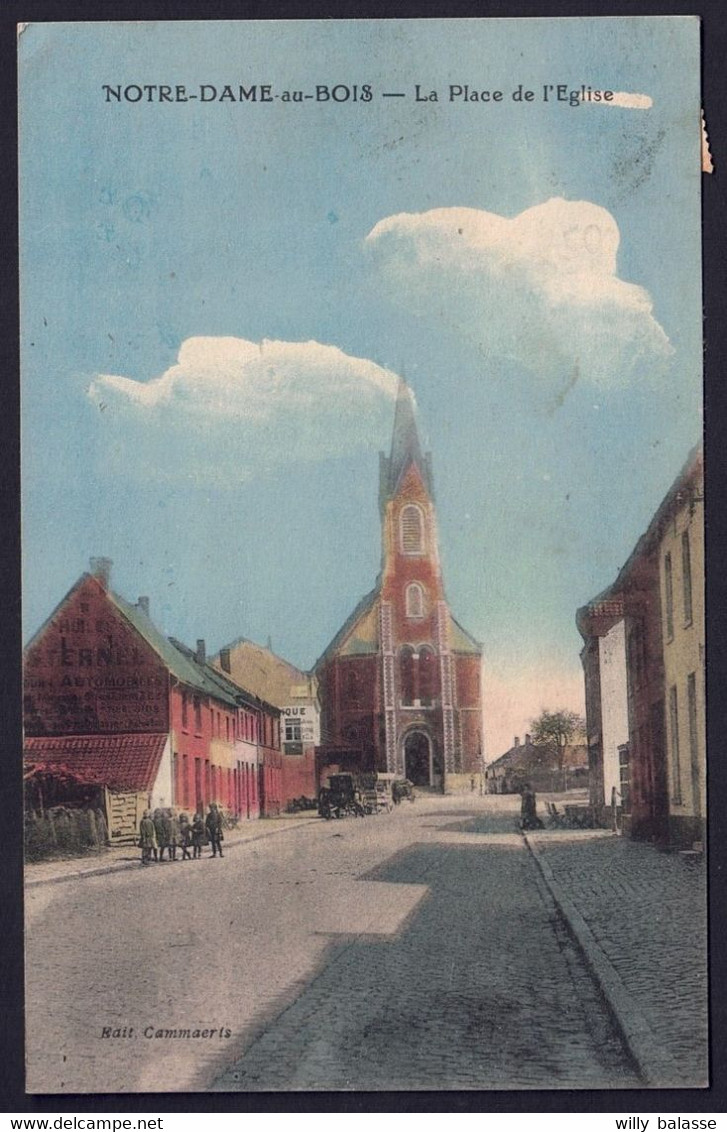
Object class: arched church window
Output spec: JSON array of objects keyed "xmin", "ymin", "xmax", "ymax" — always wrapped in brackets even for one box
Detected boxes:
[
  {"xmin": 406, "ymin": 582, "xmax": 425, "ymax": 620},
  {"xmin": 400, "ymin": 504, "xmax": 425, "ymax": 555},
  {"xmin": 419, "ymin": 645, "xmax": 439, "ymax": 706},
  {"xmin": 400, "ymin": 645, "xmax": 415, "ymax": 706},
  {"xmin": 345, "ymin": 665, "xmax": 363, "ymax": 708}
]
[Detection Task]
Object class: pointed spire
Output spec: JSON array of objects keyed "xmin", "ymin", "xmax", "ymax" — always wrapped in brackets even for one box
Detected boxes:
[
  {"xmin": 382, "ymin": 377, "xmax": 432, "ymax": 501},
  {"xmin": 390, "ymin": 378, "xmax": 422, "ymax": 474}
]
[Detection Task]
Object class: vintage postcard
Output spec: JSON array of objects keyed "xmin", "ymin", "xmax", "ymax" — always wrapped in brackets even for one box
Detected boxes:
[{"xmin": 20, "ymin": 18, "xmax": 706, "ymax": 1094}]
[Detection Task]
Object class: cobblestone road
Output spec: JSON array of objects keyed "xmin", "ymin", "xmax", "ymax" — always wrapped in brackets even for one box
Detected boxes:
[
  {"xmin": 214, "ymin": 808, "xmax": 636, "ymax": 1091},
  {"xmin": 28, "ymin": 796, "xmax": 699, "ymax": 1094},
  {"xmin": 528, "ymin": 830, "xmax": 708, "ymax": 1088}
]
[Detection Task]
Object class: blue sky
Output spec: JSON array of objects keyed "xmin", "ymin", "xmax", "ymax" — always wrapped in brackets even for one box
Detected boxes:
[{"xmin": 20, "ymin": 19, "xmax": 702, "ymax": 756}]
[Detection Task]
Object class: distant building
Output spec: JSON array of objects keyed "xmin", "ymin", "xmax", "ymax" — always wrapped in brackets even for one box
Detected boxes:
[
  {"xmin": 315, "ymin": 379, "xmax": 484, "ymax": 791},
  {"xmin": 577, "ymin": 446, "xmax": 704, "ymax": 846},
  {"xmin": 485, "ymin": 734, "xmax": 588, "ymax": 795},
  {"xmin": 212, "ymin": 638, "xmax": 320, "ymax": 804},
  {"xmin": 23, "ymin": 558, "xmax": 282, "ymax": 841}
]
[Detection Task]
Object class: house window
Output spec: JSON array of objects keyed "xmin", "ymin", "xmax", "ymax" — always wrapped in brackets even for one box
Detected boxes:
[
  {"xmin": 681, "ymin": 530, "xmax": 693, "ymax": 625},
  {"xmin": 669, "ymin": 684, "xmax": 682, "ymax": 804},
  {"xmin": 284, "ymin": 716, "xmax": 302, "ymax": 743},
  {"xmin": 193, "ymin": 696, "xmax": 202, "ymax": 732},
  {"xmin": 664, "ymin": 552, "xmax": 674, "ymax": 641},
  {"xmin": 618, "ymin": 744, "xmax": 630, "ymax": 812},
  {"xmin": 181, "ymin": 691, "xmax": 189, "ymax": 730},
  {"xmin": 194, "ymin": 757, "xmax": 202, "ymax": 810},
  {"xmin": 406, "ymin": 582, "xmax": 425, "ymax": 619},
  {"xmin": 400, "ymin": 504, "xmax": 424, "ymax": 555},
  {"xmin": 400, "ymin": 646, "xmax": 415, "ymax": 705},
  {"xmin": 627, "ymin": 625, "xmax": 637, "ymax": 687},
  {"xmin": 687, "ymin": 672, "xmax": 701, "ymax": 816}
]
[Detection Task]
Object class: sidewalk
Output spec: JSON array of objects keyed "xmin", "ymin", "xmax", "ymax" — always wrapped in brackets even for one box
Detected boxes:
[
  {"xmin": 525, "ymin": 828, "xmax": 708, "ymax": 1088},
  {"xmin": 25, "ymin": 812, "xmax": 320, "ymax": 887}
]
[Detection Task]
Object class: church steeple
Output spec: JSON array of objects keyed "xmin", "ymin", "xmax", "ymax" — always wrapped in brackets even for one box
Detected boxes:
[{"xmin": 379, "ymin": 378, "xmax": 433, "ymax": 511}]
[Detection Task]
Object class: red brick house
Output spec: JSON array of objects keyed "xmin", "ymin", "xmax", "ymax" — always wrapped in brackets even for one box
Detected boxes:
[
  {"xmin": 23, "ymin": 559, "xmax": 282, "ymax": 840},
  {"xmin": 315, "ymin": 380, "xmax": 483, "ymax": 791}
]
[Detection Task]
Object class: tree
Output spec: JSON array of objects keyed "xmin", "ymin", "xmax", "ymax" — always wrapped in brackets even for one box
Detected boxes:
[{"xmin": 530, "ymin": 709, "xmax": 586, "ymax": 791}]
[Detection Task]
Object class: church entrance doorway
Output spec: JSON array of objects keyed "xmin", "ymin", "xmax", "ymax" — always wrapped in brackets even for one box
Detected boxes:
[{"xmin": 403, "ymin": 730, "xmax": 442, "ymax": 790}]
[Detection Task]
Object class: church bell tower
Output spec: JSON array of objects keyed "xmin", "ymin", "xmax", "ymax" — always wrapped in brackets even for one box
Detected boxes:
[
  {"xmin": 314, "ymin": 376, "xmax": 483, "ymax": 792},
  {"xmin": 378, "ymin": 380, "xmax": 458, "ymax": 784}
]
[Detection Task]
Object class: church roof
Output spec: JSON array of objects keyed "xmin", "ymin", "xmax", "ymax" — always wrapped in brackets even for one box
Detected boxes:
[
  {"xmin": 314, "ymin": 587, "xmax": 380, "ymax": 668},
  {"xmin": 448, "ymin": 615, "xmax": 482, "ymax": 655},
  {"xmin": 380, "ymin": 379, "xmax": 433, "ymax": 502},
  {"xmin": 315, "ymin": 588, "xmax": 481, "ymax": 665}
]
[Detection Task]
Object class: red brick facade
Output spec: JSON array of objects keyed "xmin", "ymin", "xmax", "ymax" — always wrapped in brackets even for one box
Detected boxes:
[
  {"xmin": 316, "ymin": 381, "xmax": 483, "ymax": 791},
  {"xmin": 24, "ymin": 574, "xmax": 169, "ymax": 737},
  {"xmin": 24, "ymin": 566, "xmax": 283, "ymax": 826}
]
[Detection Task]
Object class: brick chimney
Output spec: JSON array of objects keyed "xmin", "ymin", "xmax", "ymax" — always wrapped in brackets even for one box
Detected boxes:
[
  {"xmin": 219, "ymin": 648, "xmax": 231, "ymax": 674},
  {"xmin": 137, "ymin": 596, "xmax": 150, "ymax": 617},
  {"xmin": 89, "ymin": 557, "xmax": 112, "ymax": 589},
  {"xmin": 196, "ymin": 639, "xmax": 206, "ymax": 666},
  {"xmin": 525, "ymin": 733, "xmax": 531, "ymax": 746},
  {"xmin": 514, "ymin": 736, "xmax": 520, "ymax": 748}
]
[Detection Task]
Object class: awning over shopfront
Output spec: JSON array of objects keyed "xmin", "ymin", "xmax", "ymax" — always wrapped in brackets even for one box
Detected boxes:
[{"xmin": 24, "ymin": 733, "xmax": 168, "ymax": 793}]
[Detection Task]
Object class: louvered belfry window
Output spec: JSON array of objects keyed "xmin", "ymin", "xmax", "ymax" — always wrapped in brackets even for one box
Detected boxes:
[{"xmin": 401, "ymin": 504, "xmax": 424, "ymax": 554}]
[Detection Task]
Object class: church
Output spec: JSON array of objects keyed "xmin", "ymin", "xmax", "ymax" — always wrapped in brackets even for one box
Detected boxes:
[{"xmin": 315, "ymin": 380, "xmax": 484, "ymax": 792}]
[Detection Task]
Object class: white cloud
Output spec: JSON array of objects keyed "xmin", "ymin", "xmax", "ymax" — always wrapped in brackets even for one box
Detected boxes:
[
  {"xmin": 365, "ymin": 197, "xmax": 672, "ymax": 388},
  {"xmin": 88, "ymin": 337, "xmax": 399, "ymax": 485}
]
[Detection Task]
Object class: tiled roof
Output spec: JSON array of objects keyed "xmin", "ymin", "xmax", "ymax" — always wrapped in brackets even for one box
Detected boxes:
[
  {"xmin": 449, "ymin": 614, "xmax": 482, "ymax": 654},
  {"xmin": 488, "ymin": 742, "xmax": 588, "ymax": 772},
  {"xmin": 110, "ymin": 592, "xmax": 238, "ymax": 708},
  {"xmin": 314, "ymin": 588, "xmax": 380, "ymax": 667},
  {"xmin": 315, "ymin": 590, "xmax": 481, "ymax": 665},
  {"xmin": 577, "ymin": 442, "xmax": 703, "ymax": 634},
  {"xmin": 24, "ymin": 571, "xmax": 263, "ymax": 711},
  {"xmin": 173, "ymin": 638, "xmax": 281, "ymax": 715},
  {"xmin": 24, "ymin": 733, "xmax": 168, "ymax": 792}
]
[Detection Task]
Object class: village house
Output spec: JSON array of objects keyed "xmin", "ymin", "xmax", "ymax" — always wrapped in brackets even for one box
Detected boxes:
[
  {"xmin": 485, "ymin": 734, "xmax": 589, "ymax": 795},
  {"xmin": 577, "ymin": 446, "xmax": 704, "ymax": 846},
  {"xmin": 212, "ymin": 638, "xmax": 319, "ymax": 805},
  {"xmin": 23, "ymin": 558, "xmax": 282, "ymax": 842}
]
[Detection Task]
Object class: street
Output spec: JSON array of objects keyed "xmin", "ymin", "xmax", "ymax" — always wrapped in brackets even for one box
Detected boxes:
[{"xmin": 26, "ymin": 796, "xmax": 652, "ymax": 1093}]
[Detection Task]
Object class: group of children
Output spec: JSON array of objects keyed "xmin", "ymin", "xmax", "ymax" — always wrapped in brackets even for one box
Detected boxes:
[{"xmin": 138, "ymin": 803, "xmax": 225, "ymax": 864}]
